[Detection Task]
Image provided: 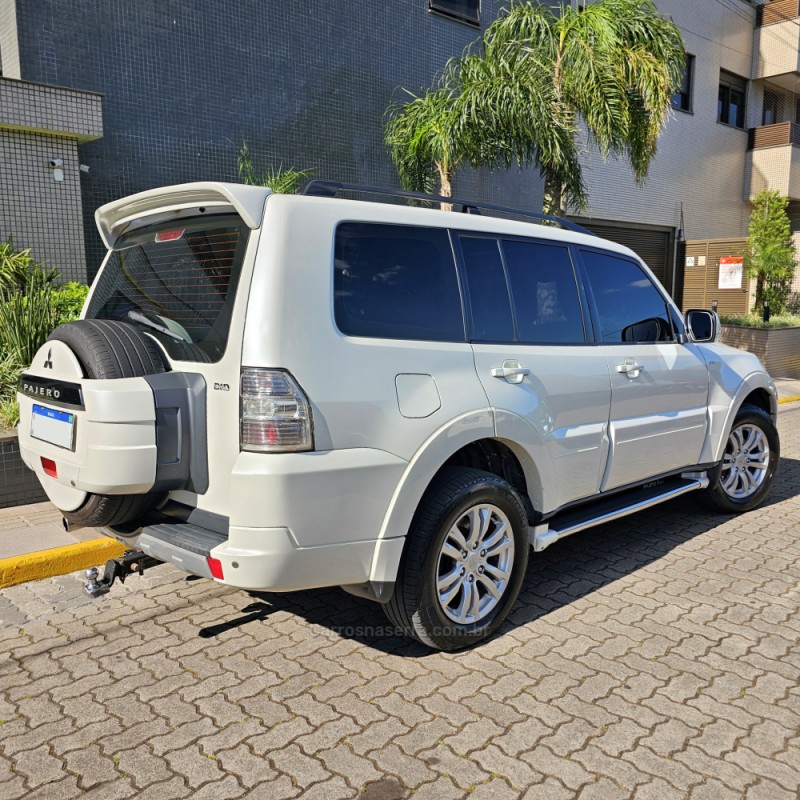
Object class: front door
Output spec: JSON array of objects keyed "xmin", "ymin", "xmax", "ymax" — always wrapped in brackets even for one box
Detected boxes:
[{"xmin": 576, "ymin": 248, "xmax": 709, "ymax": 491}]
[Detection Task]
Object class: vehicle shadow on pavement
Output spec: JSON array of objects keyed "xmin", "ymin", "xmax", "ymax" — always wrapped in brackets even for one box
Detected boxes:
[{"xmin": 200, "ymin": 454, "xmax": 800, "ymax": 656}]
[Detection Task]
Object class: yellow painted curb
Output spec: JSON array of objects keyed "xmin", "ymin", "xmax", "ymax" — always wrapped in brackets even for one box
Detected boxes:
[
  {"xmin": 0, "ymin": 537, "xmax": 126, "ymax": 590},
  {"xmin": 779, "ymin": 394, "xmax": 800, "ymax": 405}
]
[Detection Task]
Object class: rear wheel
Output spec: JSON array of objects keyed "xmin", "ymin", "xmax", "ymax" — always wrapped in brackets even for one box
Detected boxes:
[
  {"xmin": 705, "ymin": 404, "xmax": 779, "ymax": 513},
  {"xmin": 47, "ymin": 320, "xmax": 167, "ymax": 527},
  {"xmin": 384, "ymin": 467, "xmax": 529, "ymax": 651}
]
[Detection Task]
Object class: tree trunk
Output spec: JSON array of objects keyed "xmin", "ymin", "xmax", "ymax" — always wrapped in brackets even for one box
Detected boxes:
[
  {"xmin": 543, "ymin": 176, "xmax": 567, "ymax": 217},
  {"xmin": 755, "ymin": 273, "xmax": 765, "ymax": 314},
  {"xmin": 437, "ymin": 162, "xmax": 453, "ymax": 212}
]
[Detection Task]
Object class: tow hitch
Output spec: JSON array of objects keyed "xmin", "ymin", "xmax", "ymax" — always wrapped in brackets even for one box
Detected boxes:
[{"xmin": 84, "ymin": 549, "xmax": 161, "ymax": 597}]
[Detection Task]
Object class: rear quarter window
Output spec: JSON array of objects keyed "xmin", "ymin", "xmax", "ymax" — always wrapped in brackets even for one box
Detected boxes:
[
  {"xmin": 334, "ymin": 222, "xmax": 464, "ymax": 342},
  {"xmin": 86, "ymin": 215, "xmax": 248, "ymax": 363}
]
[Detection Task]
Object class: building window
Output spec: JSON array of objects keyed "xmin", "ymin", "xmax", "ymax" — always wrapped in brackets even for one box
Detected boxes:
[
  {"xmin": 762, "ymin": 88, "xmax": 784, "ymax": 126},
  {"xmin": 428, "ymin": 0, "xmax": 480, "ymax": 26},
  {"xmin": 718, "ymin": 71, "xmax": 747, "ymax": 129},
  {"xmin": 671, "ymin": 54, "xmax": 694, "ymax": 112}
]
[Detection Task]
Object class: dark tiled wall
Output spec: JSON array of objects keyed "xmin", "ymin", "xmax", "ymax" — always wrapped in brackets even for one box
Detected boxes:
[
  {"xmin": 0, "ymin": 130, "xmax": 86, "ymax": 281},
  {"xmin": 0, "ymin": 438, "xmax": 47, "ymax": 509},
  {"xmin": 14, "ymin": 0, "xmax": 543, "ymax": 279}
]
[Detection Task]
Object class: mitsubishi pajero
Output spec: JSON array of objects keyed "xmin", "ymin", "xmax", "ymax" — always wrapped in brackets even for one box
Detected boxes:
[{"xmin": 17, "ymin": 181, "xmax": 780, "ymax": 650}]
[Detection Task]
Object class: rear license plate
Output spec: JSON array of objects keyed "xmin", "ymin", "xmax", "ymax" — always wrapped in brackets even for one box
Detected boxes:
[{"xmin": 31, "ymin": 404, "xmax": 76, "ymax": 451}]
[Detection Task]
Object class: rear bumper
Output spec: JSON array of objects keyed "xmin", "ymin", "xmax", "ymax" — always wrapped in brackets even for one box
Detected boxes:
[
  {"xmin": 211, "ymin": 527, "xmax": 391, "ymax": 592},
  {"xmin": 121, "ymin": 513, "xmax": 403, "ymax": 592}
]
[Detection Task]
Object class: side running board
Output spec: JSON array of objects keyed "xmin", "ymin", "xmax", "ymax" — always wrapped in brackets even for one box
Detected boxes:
[{"xmin": 530, "ymin": 473, "xmax": 709, "ymax": 553}]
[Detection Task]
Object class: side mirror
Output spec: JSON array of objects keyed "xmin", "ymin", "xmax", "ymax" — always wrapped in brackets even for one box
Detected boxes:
[
  {"xmin": 685, "ymin": 309, "xmax": 720, "ymax": 343},
  {"xmin": 621, "ymin": 317, "xmax": 662, "ymax": 343}
]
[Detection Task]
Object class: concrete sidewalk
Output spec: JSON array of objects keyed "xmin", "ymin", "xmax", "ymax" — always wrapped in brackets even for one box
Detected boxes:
[
  {"xmin": 776, "ymin": 376, "xmax": 800, "ymax": 403},
  {"xmin": 1, "ymin": 381, "xmax": 799, "ymax": 589},
  {"xmin": 0, "ymin": 502, "xmax": 123, "ymax": 588}
]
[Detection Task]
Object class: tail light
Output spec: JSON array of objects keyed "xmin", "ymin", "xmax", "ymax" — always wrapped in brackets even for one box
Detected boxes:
[{"xmin": 240, "ymin": 368, "xmax": 313, "ymax": 453}]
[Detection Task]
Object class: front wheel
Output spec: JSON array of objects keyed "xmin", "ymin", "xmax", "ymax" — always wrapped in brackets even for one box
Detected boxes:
[
  {"xmin": 384, "ymin": 467, "xmax": 529, "ymax": 651},
  {"xmin": 705, "ymin": 404, "xmax": 779, "ymax": 513}
]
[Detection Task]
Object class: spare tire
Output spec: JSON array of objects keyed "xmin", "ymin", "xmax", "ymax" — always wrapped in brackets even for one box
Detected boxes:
[{"xmin": 47, "ymin": 319, "xmax": 167, "ymax": 528}]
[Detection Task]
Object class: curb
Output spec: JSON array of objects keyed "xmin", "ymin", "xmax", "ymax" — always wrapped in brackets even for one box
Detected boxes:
[
  {"xmin": 779, "ymin": 394, "xmax": 800, "ymax": 405},
  {"xmin": 0, "ymin": 537, "xmax": 126, "ymax": 590}
]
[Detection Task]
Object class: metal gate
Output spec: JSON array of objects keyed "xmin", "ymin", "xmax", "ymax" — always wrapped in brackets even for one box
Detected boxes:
[{"xmin": 574, "ymin": 220, "xmax": 676, "ymax": 297}]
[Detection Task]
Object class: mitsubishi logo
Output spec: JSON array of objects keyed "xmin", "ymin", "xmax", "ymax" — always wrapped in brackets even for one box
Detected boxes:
[{"xmin": 43, "ymin": 349, "xmax": 53, "ymax": 370}]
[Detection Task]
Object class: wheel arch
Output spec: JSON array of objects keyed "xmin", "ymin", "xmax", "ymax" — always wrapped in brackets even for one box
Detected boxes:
[
  {"xmin": 707, "ymin": 372, "xmax": 778, "ymax": 464},
  {"xmin": 370, "ymin": 410, "xmax": 541, "ymax": 585}
]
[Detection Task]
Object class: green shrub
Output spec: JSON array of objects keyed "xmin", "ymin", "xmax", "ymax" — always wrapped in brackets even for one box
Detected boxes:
[
  {"xmin": 0, "ymin": 239, "xmax": 90, "ymax": 430},
  {"xmin": 237, "ymin": 143, "xmax": 311, "ymax": 193},
  {"xmin": 0, "ymin": 287, "xmax": 60, "ymax": 368},
  {"xmin": 0, "ymin": 354, "xmax": 23, "ymax": 430},
  {"xmin": 0, "ymin": 237, "xmax": 57, "ymax": 296},
  {"xmin": 0, "ymin": 397, "xmax": 19, "ymax": 430},
  {"xmin": 53, "ymin": 282, "xmax": 89, "ymax": 325},
  {"xmin": 0, "ymin": 353, "xmax": 22, "ymax": 399},
  {"xmin": 719, "ymin": 313, "xmax": 800, "ymax": 329}
]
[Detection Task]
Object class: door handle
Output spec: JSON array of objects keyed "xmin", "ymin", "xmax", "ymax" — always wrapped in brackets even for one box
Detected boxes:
[
  {"xmin": 616, "ymin": 359, "xmax": 644, "ymax": 378},
  {"xmin": 491, "ymin": 360, "xmax": 529, "ymax": 385}
]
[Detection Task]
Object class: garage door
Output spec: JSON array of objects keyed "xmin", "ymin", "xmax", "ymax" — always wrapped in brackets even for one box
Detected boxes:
[{"xmin": 576, "ymin": 222, "xmax": 673, "ymax": 292}]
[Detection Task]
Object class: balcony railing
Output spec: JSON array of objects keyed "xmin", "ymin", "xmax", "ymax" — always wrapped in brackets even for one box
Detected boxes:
[
  {"xmin": 758, "ymin": 0, "xmax": 800, "ymax": 26},
  {"xmin": 748, "ymin": 122, "xmax": 800, "ymax": 150}
]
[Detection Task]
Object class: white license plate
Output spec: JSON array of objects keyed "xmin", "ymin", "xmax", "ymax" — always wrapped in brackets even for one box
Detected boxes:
[{"xmin": 31, "ymin": 404, "xmax": 76, "ymax": 451}]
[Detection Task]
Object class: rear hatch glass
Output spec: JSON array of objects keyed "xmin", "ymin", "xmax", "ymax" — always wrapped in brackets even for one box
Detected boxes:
[{"xmin": 85, "ymin": 214, "xmax": 249, "ymax": 363}]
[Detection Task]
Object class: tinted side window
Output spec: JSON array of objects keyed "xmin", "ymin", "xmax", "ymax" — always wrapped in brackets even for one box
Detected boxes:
[
  {"xmin": 502, "ymin": 241, "xmax": 585, "ymax": 344},
  {"xmin": 459, "ymin": 237, "xmax": 515, "ymax": 343},
  {"xmin": 334, "ymin": 223, "xmax": 464, "ymax": 342},
  {"xmin": 580, "ymin": 250, "xmax": 674, "ymax": 343}
]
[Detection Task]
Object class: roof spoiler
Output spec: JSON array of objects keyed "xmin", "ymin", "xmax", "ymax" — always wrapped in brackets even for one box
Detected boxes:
[{"xmin": 95, "ymin": 182, "xmax": 271, "ymax": 249}]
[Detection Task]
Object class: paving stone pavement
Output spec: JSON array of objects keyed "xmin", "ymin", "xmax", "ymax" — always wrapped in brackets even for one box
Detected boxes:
[{"xmin": 1, "ymin": 408, "xmax": 799, "ymax": 799}]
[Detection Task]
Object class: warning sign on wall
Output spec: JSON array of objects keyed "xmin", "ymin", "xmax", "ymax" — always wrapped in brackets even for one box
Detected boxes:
[{"xmin": 718, "ymin": 256, "xmax": 743, "ymax": 289}]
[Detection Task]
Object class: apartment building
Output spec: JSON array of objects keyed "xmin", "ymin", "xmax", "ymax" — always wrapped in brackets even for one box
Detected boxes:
[
  {"xmin": 749, "ymin": 0, "xmax": 800, "ymax": 304},
  {"xmin": 573, "ymin": 0, "xmax": 800, "ymax": 314},
  {"xmin": 1, "ymin": 0, "xmax": 797, "ymax": 309}
]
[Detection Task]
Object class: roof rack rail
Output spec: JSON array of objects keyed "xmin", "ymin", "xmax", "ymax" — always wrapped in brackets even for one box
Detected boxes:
[{"xmin": 300, "ymin": 180, "xmax": 595, "ymax": 236}]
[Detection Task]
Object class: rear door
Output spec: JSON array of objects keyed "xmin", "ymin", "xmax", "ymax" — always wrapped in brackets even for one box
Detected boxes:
[
  {"xmin": 84, "ymin": 212, "xmax": 255, "ymax": 513},
  {"xmin": 458, "ymin": 234, "xmax": 612, "ymax": 514},
  {"xmin": 576, "ymin": 247, "xmax": 709, "ymax": 491}
]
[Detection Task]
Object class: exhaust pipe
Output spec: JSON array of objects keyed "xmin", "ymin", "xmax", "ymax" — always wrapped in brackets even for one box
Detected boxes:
[{"xmin": 62, "ymin": 517, "xmax": 84, "ymax": 533}]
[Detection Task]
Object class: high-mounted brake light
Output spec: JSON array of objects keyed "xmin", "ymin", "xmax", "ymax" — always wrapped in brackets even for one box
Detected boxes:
[
  {"xmin": 240, "ymin": 369, "xmax": 313, "ymax": 453},
  {"xmin": 154, "ymin": 228, "xmax": 185, "ymax": 242}
]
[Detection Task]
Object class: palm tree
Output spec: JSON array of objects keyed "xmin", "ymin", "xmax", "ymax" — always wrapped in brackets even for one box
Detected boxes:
[
  {"xmin": 385, "ymin": 0, "xmax": 684, "ymax": 214},
  {"xmin": 385, "ymin": 86, "xmax": 462, "ymax": 204}
]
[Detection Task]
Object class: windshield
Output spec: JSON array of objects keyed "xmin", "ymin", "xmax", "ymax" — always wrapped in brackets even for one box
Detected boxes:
[{"xmin": 86, "ymin": 214, "xmax": 249, "ymax": 363}]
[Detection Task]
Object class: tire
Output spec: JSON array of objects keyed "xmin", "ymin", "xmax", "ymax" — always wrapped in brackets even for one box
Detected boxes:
[
  {"xmin": 705, "ymin": 404, "xmax": 780, "ymax": 513},
  {"xmin": 47, "ymin": 320, "xmax": 167, "ymax": 528},
  {"xmin": 49, "ymin": 319, "xmax": 165, "ymax": 379},
  {"xmin": 384, "ymin": 467, "xmax": 529, "ymax": 651}
]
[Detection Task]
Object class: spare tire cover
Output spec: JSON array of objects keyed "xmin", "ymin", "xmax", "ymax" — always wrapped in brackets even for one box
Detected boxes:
[{"xmin": 44, "ymin": 319, "xmax": 167, "ymax": 528}]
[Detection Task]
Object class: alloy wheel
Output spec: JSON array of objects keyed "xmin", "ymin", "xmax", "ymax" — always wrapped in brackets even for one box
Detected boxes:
[
  {"xmin": 435, "ymin": 503, "xmax": 515, "ymax": 625},
  {"xmin": 720, "ymin": 423, "xmax": 770, "ymax": 500}
]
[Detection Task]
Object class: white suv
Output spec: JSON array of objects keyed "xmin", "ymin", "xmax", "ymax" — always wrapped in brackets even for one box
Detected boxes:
[{"xmin": 17, "ymin": 181, "xmax": 779, "ymax": 650}]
